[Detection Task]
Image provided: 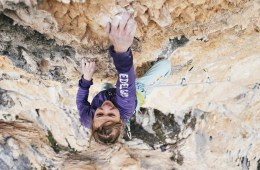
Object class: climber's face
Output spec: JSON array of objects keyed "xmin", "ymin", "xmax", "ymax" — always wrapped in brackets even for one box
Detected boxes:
[{"xmin": 93, "ymin": 100, "xmax": 121, "ymax": 128}]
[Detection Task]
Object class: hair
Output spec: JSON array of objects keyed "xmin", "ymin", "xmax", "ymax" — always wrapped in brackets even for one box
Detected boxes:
[{"xmin": 90, "ymin": 121, "xmax": 123, "ymax": 145}]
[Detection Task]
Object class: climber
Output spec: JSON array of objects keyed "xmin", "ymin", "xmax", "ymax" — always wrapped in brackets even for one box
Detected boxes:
[{"xmin": 76, "ymin": 12, "xmax": 171, "ymax": 145}]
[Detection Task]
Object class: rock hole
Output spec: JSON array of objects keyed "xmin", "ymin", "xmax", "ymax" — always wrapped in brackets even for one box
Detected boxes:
[
  {"xmin": 209, "ymin": 136, "xmax": 213, "ymax": 141},
  {"xmin": 35, "ymin": 109, "xmax": 40, "ymax": 117},
  {"xmin": 47, "ymin": 130, "xmax": 61, "ymax": 154},
  {"xmin": 158, "ymin": 35, "xmax": 189, "ymax": 58},
  {"xmin": 170, "ymin": 151, "xmax": 184, "ymax": 165},
  {"xmin": 0, "ymin": 88, "xmax": 15, "ymax": 109},
  {"xmin": 241, "ymin": 156, "xmax": 250, "ymax": 169}
]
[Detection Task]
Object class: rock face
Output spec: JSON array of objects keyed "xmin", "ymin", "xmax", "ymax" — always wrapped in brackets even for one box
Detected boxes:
[{"xmin": 0, "ymin": 0, "xmax": 259, "ymax": 169}]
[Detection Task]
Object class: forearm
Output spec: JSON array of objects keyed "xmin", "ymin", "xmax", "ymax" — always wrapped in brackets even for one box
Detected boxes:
[
  {"xmin": 109, "ymin": 46, "xmax": 133, "ymax": 73},
  {"xmin": 76, "ymin": 76, "xmax": 93, "ymax": 128},
  {"xmin": 115, "ymin": 65, "xmax": 136, "ymax": 121},
  {"xmin": 109, "ymin": 45, "xmax": 136, "ymax": 97},
  {"xmin": 110, "ymin": 46, "xmax": 136, "ymax": 120},
  {"xmin": 76, "ymin": 76, "xmax": 92, "ymax": 112}
]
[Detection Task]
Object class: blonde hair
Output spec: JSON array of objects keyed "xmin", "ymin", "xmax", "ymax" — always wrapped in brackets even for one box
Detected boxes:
[{"xmin": 90, "ymin": 121, "xmax": 123, "ymax": 145}]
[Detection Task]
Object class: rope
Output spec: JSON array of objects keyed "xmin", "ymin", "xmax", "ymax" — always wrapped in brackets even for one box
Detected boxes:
[{"xmin": 153, "ymin": 77, "xmax": 231, "ymax": 88}]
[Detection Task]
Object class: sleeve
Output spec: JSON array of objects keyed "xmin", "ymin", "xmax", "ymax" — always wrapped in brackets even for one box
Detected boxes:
[
  {"xmin": 109, "ymin": 46, "xmax": 136, "ymax": 123},
  {"xmin": 76, "ymin": 75, "xmax": 93, "ymax": 128}
]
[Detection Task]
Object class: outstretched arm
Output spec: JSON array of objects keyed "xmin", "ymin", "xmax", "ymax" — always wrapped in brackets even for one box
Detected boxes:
[
  {"xmin": 106, "ymin": 13, "xmax": 137, "ymax": 123},
  {"xmin": 76, "ymin": 59, "xmax": 96, "ymax": 128},
  {"xmin": 110, "ymin": 47, "xmax": 136, "ymax": 122}
]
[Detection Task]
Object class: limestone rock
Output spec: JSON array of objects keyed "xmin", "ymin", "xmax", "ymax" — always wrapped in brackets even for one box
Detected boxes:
[
  {"xmin": 0, "ymin": 0, "xmax": 259, "ymax": 169},
  {"xmin": 188, "ymin": 0, "xmax": 206, "ymax": 5}
]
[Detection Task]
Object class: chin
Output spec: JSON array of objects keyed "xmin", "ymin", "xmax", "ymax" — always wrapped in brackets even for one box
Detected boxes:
[{"xmin": 102, "ymin": 100, "xmax": 115, "ymax": 107}]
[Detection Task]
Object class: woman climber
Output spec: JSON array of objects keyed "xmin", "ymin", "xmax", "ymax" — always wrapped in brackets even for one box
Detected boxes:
[{"xmin": 76, "ymin": 12, "xmax": 171, "ymax": 145}]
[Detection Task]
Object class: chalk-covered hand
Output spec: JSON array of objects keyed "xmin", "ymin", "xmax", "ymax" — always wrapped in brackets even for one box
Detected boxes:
[
  {"xmin": 106, "ymin": 12, "xmax": 136, "ymax": 53},
  {"xmin": 81, "ymin": 58, "xmax": 96, "ymax": 81}
]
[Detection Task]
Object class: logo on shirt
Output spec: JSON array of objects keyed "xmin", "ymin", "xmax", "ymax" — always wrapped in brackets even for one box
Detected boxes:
[{"xmin": 119, "ymin": 74, "xmax": 129, "ymax": 97}]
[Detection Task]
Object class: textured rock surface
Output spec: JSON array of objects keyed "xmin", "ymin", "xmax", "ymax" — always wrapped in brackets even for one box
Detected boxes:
[{"xmin": 0, "ymin": 0, "xmax": 259, "ymax": 169}]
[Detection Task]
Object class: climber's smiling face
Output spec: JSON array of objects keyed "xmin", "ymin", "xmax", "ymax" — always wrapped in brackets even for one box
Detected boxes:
[{"xmin": 93, "ymin": 100, "xmax": 121, "ymax": 128}]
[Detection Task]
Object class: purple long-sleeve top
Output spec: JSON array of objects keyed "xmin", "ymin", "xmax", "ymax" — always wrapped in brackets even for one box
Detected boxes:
[{"xmin": 76, "ymin": 46, "xmax": 137, "ymax": 128}]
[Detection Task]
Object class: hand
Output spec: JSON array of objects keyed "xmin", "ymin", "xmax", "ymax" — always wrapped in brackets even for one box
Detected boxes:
[
  {"xmin": 81, "ymin": 58, "xmax": 96, "ymax": 81},
  {"xmin": 106, "ymin": 12, "xmax": 137, "ymax": 53}
]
